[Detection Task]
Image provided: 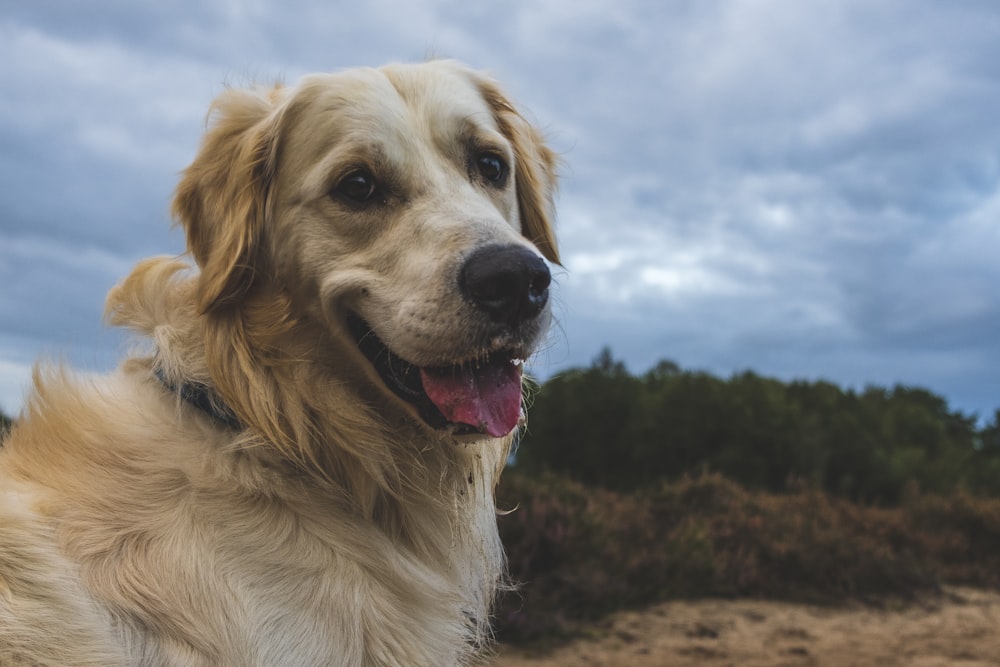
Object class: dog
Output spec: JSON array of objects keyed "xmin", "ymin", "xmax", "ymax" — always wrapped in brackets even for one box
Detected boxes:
[{"xmin": 0, "ymin": 60, "xmax": 558, "ymax": 666}]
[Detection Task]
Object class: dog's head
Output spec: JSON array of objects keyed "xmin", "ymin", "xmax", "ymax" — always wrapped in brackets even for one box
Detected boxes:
[{"xmin": 172, "ymin": 61, "xmax": 558, "ymax": 439}]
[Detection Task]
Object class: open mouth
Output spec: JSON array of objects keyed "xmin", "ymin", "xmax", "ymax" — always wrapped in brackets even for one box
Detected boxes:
[{"xmin": 347, "ymin": 314, "xmax": 525, "ymax": 437}]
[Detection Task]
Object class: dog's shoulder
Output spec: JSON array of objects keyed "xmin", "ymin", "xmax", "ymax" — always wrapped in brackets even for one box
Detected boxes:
[
  {"xmin": 0, "ymin": 366, "xmax": 487, "ymax": 665},
  {"xmin": 0, "ymin": 470, "xmax": 127, "ymax": 665}
]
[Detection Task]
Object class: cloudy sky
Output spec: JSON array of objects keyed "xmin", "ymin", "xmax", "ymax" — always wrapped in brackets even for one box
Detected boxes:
[{"xmin": 1, "ymin": 0, "xmax": 998, "ymax": 422}]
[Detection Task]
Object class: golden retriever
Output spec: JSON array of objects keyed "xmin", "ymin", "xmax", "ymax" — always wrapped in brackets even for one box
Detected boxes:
[{"xmin": 0, "ymin": 60, "xmax": 558, "ymax": 666}]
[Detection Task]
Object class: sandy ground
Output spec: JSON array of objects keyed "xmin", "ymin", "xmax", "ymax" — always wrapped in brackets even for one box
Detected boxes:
[{"xmin": 490, "ymin": 588, "xmax": 1000, "ymax": 667}]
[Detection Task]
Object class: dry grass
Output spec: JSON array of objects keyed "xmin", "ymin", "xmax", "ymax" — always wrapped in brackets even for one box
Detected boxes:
[
  {"xmin": 490, "ymin": 587, "xmax": 1000, "ymax": 667},
  {"xmin": 495, "ymin": 471, "xmax": 1000, "ymax": 646}
]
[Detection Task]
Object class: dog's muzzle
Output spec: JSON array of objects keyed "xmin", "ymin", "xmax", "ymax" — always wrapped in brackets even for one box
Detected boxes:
[{"xmin": 351, "ymin": 244, "xmax": 551, "ymax": 438}]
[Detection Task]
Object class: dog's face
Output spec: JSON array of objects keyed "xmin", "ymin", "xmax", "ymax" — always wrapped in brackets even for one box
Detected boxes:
[{"xmin": 173, "ymin": 62, "xmax": 559, "ymax": 438}]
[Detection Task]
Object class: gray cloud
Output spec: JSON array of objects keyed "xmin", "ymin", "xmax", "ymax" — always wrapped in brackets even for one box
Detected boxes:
[{"xmin": 1, "ymin": 0, "xmax": 998, "ymax": 419}]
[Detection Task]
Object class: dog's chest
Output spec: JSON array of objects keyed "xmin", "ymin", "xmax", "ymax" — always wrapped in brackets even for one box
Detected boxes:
[{"xmin": 109, "ymin": 494, "xmax": 480, "ymax": 666}]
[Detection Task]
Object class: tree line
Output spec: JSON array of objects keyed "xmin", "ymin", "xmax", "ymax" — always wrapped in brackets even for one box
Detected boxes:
[
  {"xmin": 518, "ymin": 348, "xmax": 1000, "ymax": 504},
  {"xmin": 0, "ymin": 411, "xmax": 10, "ymax": 441}
]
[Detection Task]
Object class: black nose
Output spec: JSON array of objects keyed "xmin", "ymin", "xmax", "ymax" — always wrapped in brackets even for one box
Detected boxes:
[{"xmin": 460, "ymin": 244, "xmax": 551, "ymax": 327}]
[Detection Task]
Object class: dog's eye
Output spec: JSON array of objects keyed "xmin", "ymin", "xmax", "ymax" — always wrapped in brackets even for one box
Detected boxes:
[
  {"xmin": 476, "ymin": 153, "xmax": 509, "ymax": 186},
  {"xmin": 334, "ymin": 170, "xmax": 378, "ymax": 203}
]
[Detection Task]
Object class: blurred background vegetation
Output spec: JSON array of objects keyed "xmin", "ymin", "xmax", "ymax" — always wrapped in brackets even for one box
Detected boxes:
[
  {"xmin": 494, "ymin": 349, "xmax": 1000, "ymax": 645},
  {"xmin": 0, "ymin": 411, "xmax": 11, "ymax": 441},
  {"xmin": 3, "ymin": 352, "xmax": 998, "ymax": 647},
  {"xmin": 518, "ymin": 348, "xmax": 1000, "ymax": 503}
]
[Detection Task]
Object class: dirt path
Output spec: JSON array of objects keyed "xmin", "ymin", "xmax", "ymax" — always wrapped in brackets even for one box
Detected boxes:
[{"xmin": 490, "ymin": 588, "xmax": 1000, "ymax": 667}]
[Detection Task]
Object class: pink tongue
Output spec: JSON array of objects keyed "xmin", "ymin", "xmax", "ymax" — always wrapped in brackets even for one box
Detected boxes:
[{"xmin": 419, "ymin": 361, "xmax": 523, "ymax": 437}]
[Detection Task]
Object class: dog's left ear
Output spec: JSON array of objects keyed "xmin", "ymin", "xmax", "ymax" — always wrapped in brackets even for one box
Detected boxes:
[
  {"xmin": 476, "ymin": 76, "xmax": 561, "ymax": 265},
  {"xmin": 172, "ymin": 86, "xmax": 283, "ymax": 313}
]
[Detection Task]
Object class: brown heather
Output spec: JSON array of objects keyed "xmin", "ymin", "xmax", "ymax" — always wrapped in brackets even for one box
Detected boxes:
[{"xmin": 494, "ymin": 470, "xmax": 1000, "ymax": 646}]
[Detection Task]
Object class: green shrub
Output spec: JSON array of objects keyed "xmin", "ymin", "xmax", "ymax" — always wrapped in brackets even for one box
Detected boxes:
[{"xmin": 0, "ymin": 410, "xmax": 12, "ymax": 443}]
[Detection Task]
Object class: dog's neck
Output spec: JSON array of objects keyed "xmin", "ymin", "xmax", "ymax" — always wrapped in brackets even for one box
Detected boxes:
[
  {"xmin": 153, "ymin": 365, "xmax": 242, "ymax": 430},
  {"xmin": 110, "ymin": 262, "xmax": 509, "ymax": 644}
]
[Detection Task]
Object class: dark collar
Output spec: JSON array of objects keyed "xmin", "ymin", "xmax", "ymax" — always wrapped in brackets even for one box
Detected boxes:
[{"xmin": 154, "ymin": 367, "xmax": 243, "ymax": 431}]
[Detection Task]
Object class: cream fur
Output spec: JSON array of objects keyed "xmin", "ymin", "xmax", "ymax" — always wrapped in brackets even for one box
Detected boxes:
[{"xmin": 0, "ymin": 61, "xmax": 558, "ymax": 666}]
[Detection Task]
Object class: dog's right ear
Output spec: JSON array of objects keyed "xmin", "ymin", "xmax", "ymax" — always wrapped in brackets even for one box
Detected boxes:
[{"xmin": 172, "ymin": 86, "xmax": 284, "ymax": 314}]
